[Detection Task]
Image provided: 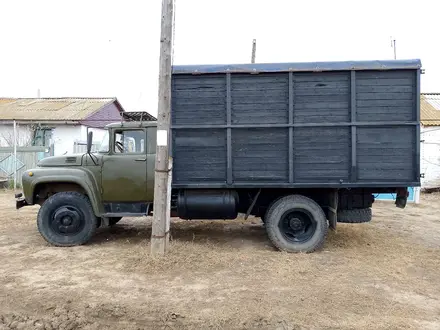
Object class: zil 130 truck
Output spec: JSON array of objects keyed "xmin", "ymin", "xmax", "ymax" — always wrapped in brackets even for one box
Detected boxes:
[{"xmin": 15, "ymin": 59, "xmax": 422, "ymax": 253}]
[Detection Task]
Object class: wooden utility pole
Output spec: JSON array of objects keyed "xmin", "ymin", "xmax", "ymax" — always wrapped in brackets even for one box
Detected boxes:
[
  {"xmin": 151, "ymin": 0, "xmax": 175, "ymax": 256},
  {"xmin": 251, "ymin": 39, "xmax": 256, "ymax": 64}
]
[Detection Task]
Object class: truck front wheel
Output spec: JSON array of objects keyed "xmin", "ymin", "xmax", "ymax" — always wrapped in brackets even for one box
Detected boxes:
[
  {"xmin": 37, "ymin": 192, "xmax": 98, "ymax": 246},
  {"xmin": 265, "ymin": 195, "xmax": 328, "ymax": 253}
]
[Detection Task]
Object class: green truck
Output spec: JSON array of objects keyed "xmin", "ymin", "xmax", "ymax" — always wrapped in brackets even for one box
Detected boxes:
[{"xmin": 15, "ymin": 59, "xmax": 421, "ymax": 253}]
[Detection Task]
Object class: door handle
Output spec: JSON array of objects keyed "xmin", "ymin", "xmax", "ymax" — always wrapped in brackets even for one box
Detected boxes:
[{"xmin": 135, "ymin": 158, "xmax": 147, "ymax": 161}]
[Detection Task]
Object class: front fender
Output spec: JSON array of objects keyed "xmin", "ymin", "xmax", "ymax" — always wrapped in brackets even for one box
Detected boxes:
[{"xmin": 22, "ymin": 167, "xmax": 103, "ymax": 216}]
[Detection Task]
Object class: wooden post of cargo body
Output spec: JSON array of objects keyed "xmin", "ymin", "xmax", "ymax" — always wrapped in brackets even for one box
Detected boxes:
[{"xmin": 151, "ymin": 0, "xmax": 174, "ymax": 256}]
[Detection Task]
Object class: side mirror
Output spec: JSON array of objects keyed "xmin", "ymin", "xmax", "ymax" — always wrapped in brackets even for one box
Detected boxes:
[{"xmin": 87, "ymin": 131, "xmax": 93, "ymax": 154}]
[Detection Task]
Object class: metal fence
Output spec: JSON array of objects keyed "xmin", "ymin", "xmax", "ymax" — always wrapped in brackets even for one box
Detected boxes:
[
  {"xmin": 73, "ymin": 141, "xmax": 99, "ymax": 154},
  {"xmin": 0, "ymin": 146, "xmax": 47, "ymax": 187},
  {"xmin": 0, "ymin": 142, "xmax": 102, "ymax": 188}
]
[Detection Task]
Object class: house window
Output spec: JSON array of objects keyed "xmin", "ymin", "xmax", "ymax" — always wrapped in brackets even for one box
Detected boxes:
[{"xmin": 32, "ymin": 128, "xmax": 52, "ymax": 147}]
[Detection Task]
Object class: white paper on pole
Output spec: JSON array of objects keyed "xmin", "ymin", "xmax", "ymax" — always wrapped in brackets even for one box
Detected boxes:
[{"xmin": 157, "ymin": 130, "xmax": 168, "ymax": 146}]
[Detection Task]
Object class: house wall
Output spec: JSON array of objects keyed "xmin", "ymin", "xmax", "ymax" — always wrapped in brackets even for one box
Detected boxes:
[
  {"xmin": 81, "ymin": 102, "xmax": 122, "ymax": 128},
  {"xmin": 51, "ymin": 126, "xmax": 82, "ymax": 155},
  {"xmin": 79, "ymin": 126, "xmax": 107, "ymax": 147},
  {"xmin": 0, "ymin": 124, "xmax": 107, "ymax": 156},
  {"xmin": 421, "ymin": 125, "xmax": 440, "ymax": 189},
  {"xmin": 53, "ymin": 126, "xmax": 107, "ymax": 155}
]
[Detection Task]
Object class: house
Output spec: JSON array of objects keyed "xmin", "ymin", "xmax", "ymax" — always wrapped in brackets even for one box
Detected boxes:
[
  {"xmin": 0, "ymin": 98, "xmax": 126, "ymax": 155},
  {"xmin": 420, "ymin": 93, "xmax": 440, "ymax": 190}
]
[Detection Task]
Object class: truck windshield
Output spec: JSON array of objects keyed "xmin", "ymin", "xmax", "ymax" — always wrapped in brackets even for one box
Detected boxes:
[{"xmin": 98, "ymin": 131, "xmax": 109, "ymax": 153}]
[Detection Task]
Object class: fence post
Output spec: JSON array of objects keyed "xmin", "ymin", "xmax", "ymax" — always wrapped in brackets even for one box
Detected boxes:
[{"xmin": 13, "ymin": 120, "xmax": 17, "ymax": 191}]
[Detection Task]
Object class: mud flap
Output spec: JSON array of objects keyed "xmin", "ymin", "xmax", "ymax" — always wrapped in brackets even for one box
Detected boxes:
[
  {"xmin": 395, "ymin": 188, "xmax": 408, "ymax": 209},
  {"xmin": 328, "ymin": 190, "xmax": 338, "ymax": 230},
  {"xmin": 101, "ymin": 217, "xmax": 110, "ymax": 227},
  {"xmin": 16, "ymin": 198, "xmax": 28, "ymax": 210}
]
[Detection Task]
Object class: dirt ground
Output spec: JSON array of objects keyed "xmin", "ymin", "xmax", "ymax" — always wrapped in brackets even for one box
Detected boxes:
[{"xmin": 1, "ymin": 191, "xmax": 440, "ymax": 330}]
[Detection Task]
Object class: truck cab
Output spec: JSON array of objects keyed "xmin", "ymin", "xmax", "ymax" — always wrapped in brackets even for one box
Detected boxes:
[{"xmin": 16, "ymin": 121, "xmax": 158, "ymax": 245}]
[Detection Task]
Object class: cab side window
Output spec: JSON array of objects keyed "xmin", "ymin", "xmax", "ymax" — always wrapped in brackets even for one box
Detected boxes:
[{"xmin": 113, "ymin": 130, "xmax": 145, "ymax": 154}]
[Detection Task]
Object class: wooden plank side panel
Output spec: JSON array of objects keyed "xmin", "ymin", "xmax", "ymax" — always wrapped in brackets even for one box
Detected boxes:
[
  {"xmin": 293, "ymin": 127, "xmax": 350, "ymax": 182},
  {"xmin": 231, "ymin": 73, "xmax": 288, "ymax": 125},
  {"xmin": 172, "ymin": 129, "xmax": 226, "ymax": 183},
  {"xmin": 232, "ymin": 128, "xmax": 288, "ymax": 182},
  {"xmin": 171, "ymin": 69, "xmax": 419, "ymax": 187},
  {"xmin": 356, "ymin": 70, "xmax": 415, "ymax": 122},
  {"xmin": 171, "ymin": 75, "xmax": 226, "ymax": 125},
  {"xmin": 294, "ymin": 72, "xmax": 350, "ymax": 124},
  {"xmin": 357, "ymin": 127, "xmax": 415, "ymax": 181}
]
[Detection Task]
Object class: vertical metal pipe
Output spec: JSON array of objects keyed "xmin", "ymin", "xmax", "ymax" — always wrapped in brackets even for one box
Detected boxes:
[{"xmin": 13, "ymin": 120, "xmax": 17, "ymax": 190}]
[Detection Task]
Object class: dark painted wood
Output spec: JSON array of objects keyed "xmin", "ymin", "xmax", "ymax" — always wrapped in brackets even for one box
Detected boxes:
[
  {"xmin": 172, "ymin": 121, "xmax": 418, "ymax": 130},
  {"xmin": 288, "ymin": 72, "xmax": 294, "ymax": 183},
  {"xmin": 415, "ymin": 70, "xmax": 421, "ymax": 181},
  {"xmin": 172, "ymin": 182, "xmax": 420, "ymax": 189},
  {"xmin": 232, "ymin": 128, "xmax": 288, "ymax": 182},
  {"xmin": 293, "ymin": 127, "xmax": 350, "ymax": 183},
  {"xmin": 226, "ymin": 73, "xmax": 232, "ymax": 184},
  {"xmin": 173, "ymin": 129, "xmax": 226, "ymax": 183},
  {"xmin": 170, "ymin": 68, "xmax": 420, "ymax": 187},
  {"xmin": 172, "ymin": 75, "xmax": 226, "ymax": 125},
  {"xmin": 294, "ymin": 72, "xmax": 350, "ymax": 125},
  {"xmin": 357, "ymin": 127, "xmax": 415, "ymax": 181},
  {"xmin": 351, "ymin": 70, "xmax": 357, "ymax": 182}
]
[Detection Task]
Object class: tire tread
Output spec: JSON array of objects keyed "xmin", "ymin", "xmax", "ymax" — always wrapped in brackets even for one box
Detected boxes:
[{"xmin": 337, "ymin": 208, "xmax": 372, "ymax": 223}]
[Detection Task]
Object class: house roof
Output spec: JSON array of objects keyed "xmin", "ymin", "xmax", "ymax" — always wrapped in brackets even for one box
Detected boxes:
[
  {"xmin": 421, "ymin": 93, "xmax": 440, "ymax": 126},
  {"xmin": 0, "ymin": 97, "xmax": 124, "ymax": 122},
  {"xmin": 122, "ymin": 111, "xmax": 157, "ymax": 122}
]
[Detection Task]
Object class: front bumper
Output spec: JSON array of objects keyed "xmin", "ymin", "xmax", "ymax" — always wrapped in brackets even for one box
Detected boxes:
[{"xmin": 15, "ymin": 193, "xmax": 29, "ymax": 210}]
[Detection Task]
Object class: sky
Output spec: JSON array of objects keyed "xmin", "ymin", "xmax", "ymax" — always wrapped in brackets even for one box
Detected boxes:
[{"xmin": 0, "ymin": 0, "xmax": 438, "ymax": 117}]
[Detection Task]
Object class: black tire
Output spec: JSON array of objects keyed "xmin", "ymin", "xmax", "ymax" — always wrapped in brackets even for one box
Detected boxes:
[
  {"xmin": 108, "ymin": 217, "xmax": 122, "ymax": 226},
  {"xmin": 265, "ymin": 195, "xmax": 328, "ymax": 253},
  {"xmin": 37, "ymin": 192, "xmax": 98, "ymax": 246},
  {"xmin": 337, "ymin": 208, "xmax": 372, "ymax": 223}
]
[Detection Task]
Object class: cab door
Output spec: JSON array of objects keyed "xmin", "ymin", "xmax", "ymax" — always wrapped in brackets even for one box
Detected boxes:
[{"xmin": 101, "ymin": 128, "xmax": 148, "ymax": 203}]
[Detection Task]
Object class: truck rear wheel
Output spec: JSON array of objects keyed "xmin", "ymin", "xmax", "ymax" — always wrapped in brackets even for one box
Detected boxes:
[
  {"xmin": 37, "ymin": 192, "xmax": 98, "ymax": 246},
  {"xmin": 265, "ymin": 195, "xmax": 328, "ymax": 253}
]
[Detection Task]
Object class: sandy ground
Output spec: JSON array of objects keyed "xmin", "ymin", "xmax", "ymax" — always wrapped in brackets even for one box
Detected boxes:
[{"xmin": 0, "ymin": 191, "xmax": 440, "ymax": 330}]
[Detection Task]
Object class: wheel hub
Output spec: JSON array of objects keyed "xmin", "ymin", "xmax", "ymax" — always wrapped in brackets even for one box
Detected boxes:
[
  {"xmin": 61, "ymin": 216, "xmax": 73, "ymax": 226},
  {"xmin": 52, "ymin": 207, "xmax": 82, "ymax": 235},
  {"xmin": 289, "ymin": 217, "xmax": 304, "ymax": 230},
  {"xmin": 279, "ymin": 209, "xmax": 316, "ymax": 244}
]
